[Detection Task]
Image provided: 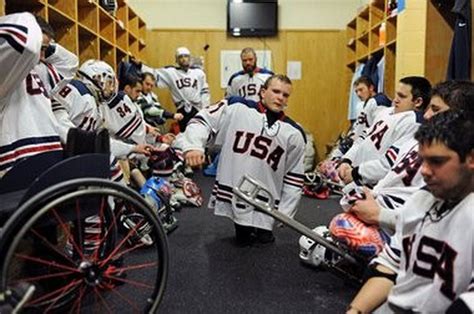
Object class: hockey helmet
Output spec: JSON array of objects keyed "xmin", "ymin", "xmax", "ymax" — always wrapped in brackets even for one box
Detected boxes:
[
  {"xmin": 78, "ymin": 59, "xmax": 118, "ymax": 102},
  {"xmin": 298, "ymin": 225, "xmax": 333, "ymax": 267},
  {"xmin": 175, "ymin": 47, "xmax": 191, "ymax": 57},
  {"xmin": 329, "ymin": 213, "xmax": 387, "ymax": 257}
]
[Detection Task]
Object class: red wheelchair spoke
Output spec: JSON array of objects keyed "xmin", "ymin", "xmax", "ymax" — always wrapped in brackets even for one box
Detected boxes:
[
  {"xmin": 93, "ymin": 287, "xmax": 113, "ymax": 314},
  {"xmin": 99, "ymin": 219, "xmax": 145, "ymax": 267},
  {"xmin": 14, "ymin": 253, "xmax": 81, "ymax": 273},
  {"xmin": 112, "ymin": 261, "xmax": 158, "ymax": 273},
  {"xmin": 75, "ymin": 199, "xmax": 84, "ymax": 257},
  {"xmin": 12, "ymin": 270, "xmax": 75, "ymax": 284},
  {"xmin": 109, "ymin": 288, "xmax": 141, "ymax": 312},
  {"xmin": 69, "ymin": 285, "xmax": 86, "ymax": 314},
  {"xmin": 104, "ymin": 242, "xmax": 146, "ymax": 262},
  {"xmin": 27, "ymin": 278, "xmax": 82, "ymax": 306},
  {"xmin": 30, "ymin": 228, "xmax": 77, "ymax": 265},
  {"xmin": 101, "ymin": 274, "xmax": 155, "ymax": 289},
  {"xmin": 51, "ymin": 208, "xmax": 85, "ymax": 261}
]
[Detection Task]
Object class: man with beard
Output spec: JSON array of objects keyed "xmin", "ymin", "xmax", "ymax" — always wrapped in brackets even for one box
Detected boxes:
[{"xmin": 226, "ymin": 47, "xmax": 274, "ymax": 102}]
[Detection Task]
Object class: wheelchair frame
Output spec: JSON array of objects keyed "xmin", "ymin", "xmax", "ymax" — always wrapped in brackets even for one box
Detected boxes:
[{"xmin": 0, "ymin": 153, "xmax": 169, "ymax": 313}]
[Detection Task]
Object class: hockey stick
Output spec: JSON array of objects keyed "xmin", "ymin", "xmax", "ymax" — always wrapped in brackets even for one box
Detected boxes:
[{"xmin": 233, "ymin": 175, "xmax": 357, "ymax": 265}]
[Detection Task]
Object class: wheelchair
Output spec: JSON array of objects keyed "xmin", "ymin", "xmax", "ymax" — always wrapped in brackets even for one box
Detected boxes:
[{"xmin": 0, "ymin": 130, "xmax": 169, "ymax": 313}]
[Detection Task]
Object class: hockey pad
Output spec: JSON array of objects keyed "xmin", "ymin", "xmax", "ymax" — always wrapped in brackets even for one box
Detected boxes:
[
  {"xmin": 171, "ymin": 178, "xmax": 203, "ymax": 207},
  {"xmin": 329, "ymin": 213, "xmax": 386, "ymax": 257}
]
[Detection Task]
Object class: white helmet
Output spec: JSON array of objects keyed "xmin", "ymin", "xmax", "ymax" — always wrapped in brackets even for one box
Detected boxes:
[
  {"xmin": 175, "ymin": 47, "xmax": 191, "ymax": 57},
  {"xmin": 78, "ymin": 59, "xmax": 118, "ymax": 102},
  {"xmin": 298, "ymin": 225, "xmax": 332, "ymax": 267}
]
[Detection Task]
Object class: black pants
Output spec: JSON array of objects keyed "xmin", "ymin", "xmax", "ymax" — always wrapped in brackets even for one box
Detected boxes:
[{"xmin": 177, "ymin": 106, "xmax": 199, "ymax": 132}]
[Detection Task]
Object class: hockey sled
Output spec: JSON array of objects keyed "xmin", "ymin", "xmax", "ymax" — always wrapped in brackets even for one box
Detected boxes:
[{"xmin": 233, "ymin": 174, "xmax": 368, "ymax": 283}]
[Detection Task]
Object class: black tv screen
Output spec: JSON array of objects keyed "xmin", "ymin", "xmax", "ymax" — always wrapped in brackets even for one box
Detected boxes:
[{"xmin": 227, "ymin": 0, "xmax": 278, "ymax": 37}]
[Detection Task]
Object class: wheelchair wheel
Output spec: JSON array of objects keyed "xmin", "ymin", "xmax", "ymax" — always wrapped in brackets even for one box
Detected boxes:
[{"xmin": 0, "ymin": 178, "xmax": 168, "ymax": 313}]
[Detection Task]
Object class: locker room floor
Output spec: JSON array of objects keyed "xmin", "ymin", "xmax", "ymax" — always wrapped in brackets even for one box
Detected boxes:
[{"xmin": 159, "ymin": 172, "xmax": 357, "ymax": 313}]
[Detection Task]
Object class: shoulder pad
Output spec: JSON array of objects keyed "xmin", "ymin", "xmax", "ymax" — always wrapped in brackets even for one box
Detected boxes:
[
  {"xmin": 227, "ymin": 96, "xmax": 258, "ymax": 109},
  {"xmin": 227, "ymin": 70, "xmax": 246, "ymax": 85},
  {"xmin": 415, "ymin": 110, "xmax": 425, "ymax": 123},
  {"xmin": 373, "ymin": 93, "xmax": 392, "ymax": 107},
  {"xmin": 282, "ymin": 116, "xmax": 307, "ymax": 143},
  {"xmin": 70, "ymin": 80, "xmax": 93, "ymax": 96},
  {"xmin": 107, "ymin": 91, "xmax": 125, "ymax": 109}
]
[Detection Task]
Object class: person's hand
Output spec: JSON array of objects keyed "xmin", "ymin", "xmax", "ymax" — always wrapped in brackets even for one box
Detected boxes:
[
  {"xmin": 148, "ymin": 127, "xmax": 161, "ymax": 138},
  {"xmin": 129, "ymin": 56, "xmax": 142, "ymax": 67},
  {"xmin": 184, "ymin": 150, "xmax": 205, "ymax": 168},
  {"xmin": 174, "ymin": 113, "xmax": 184, "ymax": 121},
  {"xmin": 350, "ymin": 187, "xmax": 380, "ymax": 225},
  {"xmin": 161, "ymin": 133, "xmax": 176, "ymax": 144},
  {"xmin": 338, "ymin": 162, "xmax": 353, "ymax": 184},
  {"xmin": 133, "ymin": 143, "xmax": 155, "ymax": 156}
]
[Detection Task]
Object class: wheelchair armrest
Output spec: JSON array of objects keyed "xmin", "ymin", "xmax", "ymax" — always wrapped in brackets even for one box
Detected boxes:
[{"xmin": 21, "ymin": 153, "xmax": 110, "ymax": 204}]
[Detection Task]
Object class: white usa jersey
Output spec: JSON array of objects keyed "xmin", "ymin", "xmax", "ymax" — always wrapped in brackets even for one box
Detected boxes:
[
  {"xmin": 177, "ymin": 96, "xmax": 306, "ymax": 230},
  {"xmin": 142, "ymin": 64, "xmax": 210, "ymax": 112},
  {"xmin": 51, "ymin": 80, "xmax": 134, "ymax": 159},
  {"xmin": 101, "ymin": 92, "xmax": 146, "ymax": 145},
  {"xmin": 374, "ymin": 190, "xmax": 474, "ymax": 312},
  {"xmin": 344, "ymin": 108, "xmax": 423, "ymax": 186},
  {"xmin": 0, "ymin": 13, "xmax": 62, "ymax": 177},
  {"xmin": 372, "ymin": 138, "xmax": 425, "ymax": 211},
  {"xmin": 226, "ymin": 68, "xmax": 274, "ymax": 102},
  {"xmin": 35, "ymin": 43, "xmax": 79, "ymax": 96},
  {"xmin": 348, "ymin": 93, "xmax": 392, "ymax": 145}
]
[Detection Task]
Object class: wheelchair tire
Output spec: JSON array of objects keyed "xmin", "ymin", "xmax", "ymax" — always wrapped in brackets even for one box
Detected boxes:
[{"xmin": 0, "ymin": 178, "xmax": 168, "ymax": 313}]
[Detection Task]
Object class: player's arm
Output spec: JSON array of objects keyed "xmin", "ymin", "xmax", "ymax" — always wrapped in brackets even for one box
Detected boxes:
[
  {"xmin": 0, "ymin": 12, "xmax": 42, "ymax": 98},
  {"xmin": 176, "ymin": 100, "xmax": 229, "ymax": 167},
  {"xmin": 44, "ymin": 42, "xmax": 79, "ymax": 79},
  {"xmin": 200, "ymin": 71, "xmax": 211, "ymax": 106},
  {"xmin": 347, "ymin": 264, "xmax": 395, "ymax": 313},
  {"xmin": 278, "ymin": 131, "xmax": 306, "ymax": 219},
  {"xmin": 141, "ymin": 63, "xmax": 170, "ymax": 88}
]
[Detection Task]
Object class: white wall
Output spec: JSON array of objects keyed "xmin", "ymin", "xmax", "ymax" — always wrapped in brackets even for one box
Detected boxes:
[{"xmin": 128, "ymin": 0, "xmax": 367, "ymax": 30}]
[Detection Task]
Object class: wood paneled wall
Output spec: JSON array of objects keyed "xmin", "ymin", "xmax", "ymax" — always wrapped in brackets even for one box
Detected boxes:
[{"xmin": 146, "ymin": 29, "xmax": 348, "ymax": 160}]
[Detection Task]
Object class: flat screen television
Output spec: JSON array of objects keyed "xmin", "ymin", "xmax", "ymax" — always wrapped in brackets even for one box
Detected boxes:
[{"xmin": 227, "ymin": 0, "xmax": 278, "ymax": 37}]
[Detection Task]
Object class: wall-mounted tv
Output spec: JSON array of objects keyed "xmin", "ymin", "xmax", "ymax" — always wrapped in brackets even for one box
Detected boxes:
[{"xmin": 227, "ymin": 0, "xmax": 278, "ymax": 37}]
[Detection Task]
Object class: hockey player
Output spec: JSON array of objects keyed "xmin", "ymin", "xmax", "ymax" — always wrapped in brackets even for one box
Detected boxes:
[
  {"xmin": 350, "ymin": 80, "xmax": 474, "ymax": 232},
  {"xmin": 338, "ymin": 76, "xmax": 431, "ymax": 186},
  {"xmin": 178, "ymin": 74, "xmax": 306, "ymax": 246},
  {"xmin": 33, "ymin": 15, "xmax": 78, "ymax": 96},
  {"xmin": 0, "ymin": 12, "xmax": 63, "ymax": 177},
  {"xmin": 347, "ymin": 110, "xmax": 474, "ymax": 313},
  {"xmin": 226, "ymin": 47, "xmax": 274, "ymax": 102},
  {"xmin": 137, "ymin": 72, "xmax": 183, "ymax": 131},
  {"xmin": 346, "ymin": 76, "xmax": 391, "ymax": 149},
  {"xmin": 52, "ymin": 59, "xmax": 153, "ymax": 159},
  {"xmin": 140, "ymin": 47, "xmax": 210, "ymax": 131}
]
